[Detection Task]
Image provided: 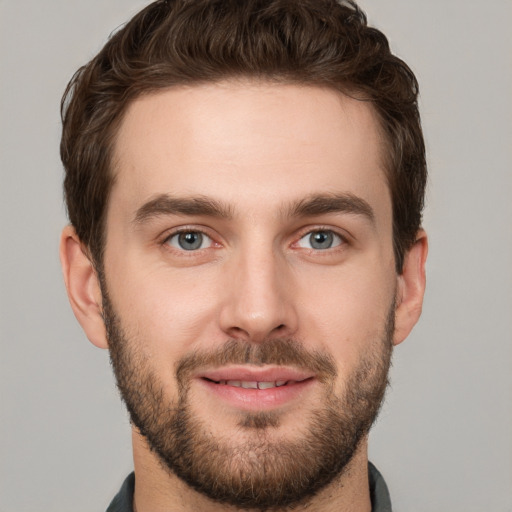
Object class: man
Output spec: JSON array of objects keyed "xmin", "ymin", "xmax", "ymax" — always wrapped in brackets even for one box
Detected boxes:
[{"xmin": 59, "ymin": 0, "xmax": 427, "ymax": 511}]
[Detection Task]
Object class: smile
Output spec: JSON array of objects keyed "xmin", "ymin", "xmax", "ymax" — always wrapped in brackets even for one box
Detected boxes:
[
  {"xmin": 204, "ymin": 378, "xmax": 300, "ymax": 389},
  {"xmin": 197, "ymin": 368, "xmax": 316, "ymax": 410}
]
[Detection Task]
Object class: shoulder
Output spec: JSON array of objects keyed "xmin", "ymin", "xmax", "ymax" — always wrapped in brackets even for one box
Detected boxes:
[
  {"xmin": 368, "ymin": 462, "xmax": 392, "ymax": 512},
  {"xmin": 105, "ymin": 473, "xmax": 135, "ymax": 512}
]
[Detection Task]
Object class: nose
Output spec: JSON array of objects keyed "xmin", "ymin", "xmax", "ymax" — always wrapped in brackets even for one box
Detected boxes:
[{"xmin": 219, "ymin": 244, "xmax": 299, "ymax": 343}]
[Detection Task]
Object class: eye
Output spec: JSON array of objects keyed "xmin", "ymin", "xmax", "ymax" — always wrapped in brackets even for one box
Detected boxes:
[
  {"xmin": 166, "ymin": 231, "xmax": 213, "ymax": 251},
  {"xmin": 297, "ymin": 230, "xmax": 343, "ymax": 250}
]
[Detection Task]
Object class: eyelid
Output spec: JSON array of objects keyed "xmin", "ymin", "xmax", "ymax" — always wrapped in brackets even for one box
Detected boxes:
[
  {"xmin": 293, "ymin": 226, "xmax": 349, "ymax": 250},
  {"xmin": 161, "ymin": 226, "xmax": 218, "ymax": 251},
  {"xmin": 158, "ymin": 224, "xmax": 350, "ymax": 252}
]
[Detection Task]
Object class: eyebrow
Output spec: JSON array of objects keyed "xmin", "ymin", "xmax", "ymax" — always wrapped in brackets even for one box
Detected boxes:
[
  {"xmin": 133, "ymin": 194, "xmax": 234, "ymax": 224},
  {"xmin": 286, "ymin": 193, "xmax": 375, "ymax": 223},
  {"xmin": 133, "ymin": 192, "xmax": 374, "ymax": 225}
]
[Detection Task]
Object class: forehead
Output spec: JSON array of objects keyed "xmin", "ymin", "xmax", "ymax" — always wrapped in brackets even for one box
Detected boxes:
[{"xmin": 110, "ymin": 81, "xmax": 390, "ymax": 222}]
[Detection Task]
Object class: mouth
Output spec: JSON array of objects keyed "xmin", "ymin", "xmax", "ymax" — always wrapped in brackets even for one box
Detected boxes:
[
  {"xmin": 203, "ymin": 378, "xmax": 307, "ymax": 389},
  {"xmin": 196, "ymin": 366, "xmax": 316, "ymax": 410}
]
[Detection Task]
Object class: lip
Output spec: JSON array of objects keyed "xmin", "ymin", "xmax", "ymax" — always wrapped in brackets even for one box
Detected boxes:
[
  {"xmin": 200, "ymin": 365, "xmax": 314, "ymax": 383},
  {"xmin": 195, "ymin": 365, "xmax": 316, "ymax": 411}
]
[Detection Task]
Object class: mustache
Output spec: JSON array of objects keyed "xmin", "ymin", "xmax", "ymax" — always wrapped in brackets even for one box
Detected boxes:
[{"xmin": 175, "ymin": 338, "xmax": 338, "ymax": 385}]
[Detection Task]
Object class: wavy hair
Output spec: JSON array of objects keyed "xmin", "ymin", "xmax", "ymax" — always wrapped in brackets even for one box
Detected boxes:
[{"xmin": 61, "ymin": 0, "xmax": 426, "ymax": 271}]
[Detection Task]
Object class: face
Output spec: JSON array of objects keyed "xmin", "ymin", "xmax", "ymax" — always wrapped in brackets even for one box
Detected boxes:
[{"xmin": 101, "ymin": 81, "xmax": 399, "ymax": 508}]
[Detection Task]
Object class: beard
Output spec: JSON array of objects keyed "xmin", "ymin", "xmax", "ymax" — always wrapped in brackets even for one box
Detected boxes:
[{"xmin": 102, "ymin": 288, "xmax": 394, "ymax": 511}]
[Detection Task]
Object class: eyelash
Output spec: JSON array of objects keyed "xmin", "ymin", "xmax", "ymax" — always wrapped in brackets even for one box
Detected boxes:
[
  {"xmin": 162, "ymin": 227, "xmax": 216, "ymax": 251},
  {"xmin": 294, "ymin": 227, "xmax": 349, "ymax": 252},
  {"xmin": 160, "ymin": 226, "xmax": 349, "ymax": 254}
]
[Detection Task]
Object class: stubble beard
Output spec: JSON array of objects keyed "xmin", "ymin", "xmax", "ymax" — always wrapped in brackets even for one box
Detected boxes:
[{"xmin": 102, "ymin": 287, "xmax": 394, "ymax": 511}]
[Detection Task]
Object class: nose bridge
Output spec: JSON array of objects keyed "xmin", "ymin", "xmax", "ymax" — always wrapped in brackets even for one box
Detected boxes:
[{"xmin": 219, "ymin": 235, "xmax": 297, "ymax": 341}]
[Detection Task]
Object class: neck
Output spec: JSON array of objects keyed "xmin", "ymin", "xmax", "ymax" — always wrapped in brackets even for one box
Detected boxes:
[{"xmin": 131, "ymin": 428, "xmax": 372, "ymax": 512}]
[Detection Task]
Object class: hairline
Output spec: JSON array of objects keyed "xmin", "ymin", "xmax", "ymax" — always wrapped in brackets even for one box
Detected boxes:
[{"xmin": 92, "ymin": 76, "xmax": 398, "ymax": 271}]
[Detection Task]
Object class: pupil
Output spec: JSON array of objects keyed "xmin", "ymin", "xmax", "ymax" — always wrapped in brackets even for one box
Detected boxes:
[
  {"xmin": 179, "ymin": 232, "xmax": 202, "ymax": 250},
  {"xmin": 311, "ymin": 231, "xmax": 332, "ymax": 249}
]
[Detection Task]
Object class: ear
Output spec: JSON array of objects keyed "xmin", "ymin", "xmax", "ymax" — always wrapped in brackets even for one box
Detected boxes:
[
  {"xmin": 59, "ymin": 225, "xmax": 108, "ymax": 349},
  {"xmin": 393, "ymin": 230, "xmax": 428, "ymax": 346}
]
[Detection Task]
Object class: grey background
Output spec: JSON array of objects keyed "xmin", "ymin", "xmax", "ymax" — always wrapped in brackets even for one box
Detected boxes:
[{"xmin": 1, "ymin": 0, "xmax": 511, "ymax": 510}]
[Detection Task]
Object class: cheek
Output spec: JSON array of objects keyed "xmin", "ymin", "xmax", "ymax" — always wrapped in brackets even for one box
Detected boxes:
[
  {"xmin": 106, "ymin": 256, "xmax": 221, "ymax": 356},
  {"xmin": 294, "ymin": 263, "xmax": 395, "ymax": 373}
]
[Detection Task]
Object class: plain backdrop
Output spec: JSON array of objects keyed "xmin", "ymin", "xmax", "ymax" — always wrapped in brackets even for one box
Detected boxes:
[{"xmin": 1, "ymin": 1, "xmax": 511, "ymax": 511}]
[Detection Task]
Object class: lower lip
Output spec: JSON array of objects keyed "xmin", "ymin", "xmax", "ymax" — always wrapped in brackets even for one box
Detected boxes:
[{"xmin": 197, "ymin": 378, "xmax": 315, "ymax": 411}]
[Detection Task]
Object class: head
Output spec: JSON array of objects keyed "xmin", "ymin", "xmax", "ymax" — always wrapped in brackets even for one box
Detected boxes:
[
  {"xmin": 61, "ymin": 0, "xmax": 425, "ymax": 274},
  {"xmin": 60, "ymin": 1, "xmax": 427, "ymax": 509}
]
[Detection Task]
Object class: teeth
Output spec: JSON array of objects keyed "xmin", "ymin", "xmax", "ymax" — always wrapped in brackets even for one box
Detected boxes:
[
  {"xmin": 257, "ymin": 381, "xmax": 276, "ymax": 389},
  {"xmin": 216, "ymin": 380, "xmax": 293, "ymax": 389},
  {"xmin": 241, "ymin": 381, "xmax": 258, "ymax": 389}
]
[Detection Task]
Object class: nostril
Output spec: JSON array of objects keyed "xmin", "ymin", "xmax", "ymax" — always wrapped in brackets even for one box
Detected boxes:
[{"xmin": 274, "ymin": 324, "xmax": 286, "ymax": 332}]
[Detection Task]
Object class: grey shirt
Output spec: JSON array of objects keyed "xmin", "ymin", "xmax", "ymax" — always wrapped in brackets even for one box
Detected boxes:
[{"xmin": 106, "ymin": 462, "xmax": 392, "ymax": 512}]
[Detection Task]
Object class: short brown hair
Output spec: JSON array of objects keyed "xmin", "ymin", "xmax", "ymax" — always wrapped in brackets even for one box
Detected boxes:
[{"xmin": 61, "ymin": 0, "xmax": 426, "ymax": 272}]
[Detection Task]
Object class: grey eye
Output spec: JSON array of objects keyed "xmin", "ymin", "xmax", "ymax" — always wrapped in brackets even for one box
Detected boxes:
[
  {"xmin": 167, "ymin": 231, "xmax": 212, "ymax": 251},
  {"xmin": 297, "ymin": 230, "xmax": 342, "ymax": 250}
]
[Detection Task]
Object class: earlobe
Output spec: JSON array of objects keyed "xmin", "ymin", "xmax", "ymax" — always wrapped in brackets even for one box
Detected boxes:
[
  {"xmin": 393, "ymin": 230, "xmax": 428, "ymax": 346},
  {"xmin": 59, "ymin": 225, "xmax": 109, "ymax": 349}
]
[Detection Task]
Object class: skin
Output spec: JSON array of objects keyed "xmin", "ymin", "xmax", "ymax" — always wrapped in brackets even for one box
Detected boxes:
[{"xmin": 60, "ymin": 81, "xmax": 427, "ymax": 511}]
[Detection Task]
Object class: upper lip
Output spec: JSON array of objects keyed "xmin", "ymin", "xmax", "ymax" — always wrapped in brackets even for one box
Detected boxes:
[{"xmin": 198, "ymin": 365, "xmax": 315, "ymax": 384}]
